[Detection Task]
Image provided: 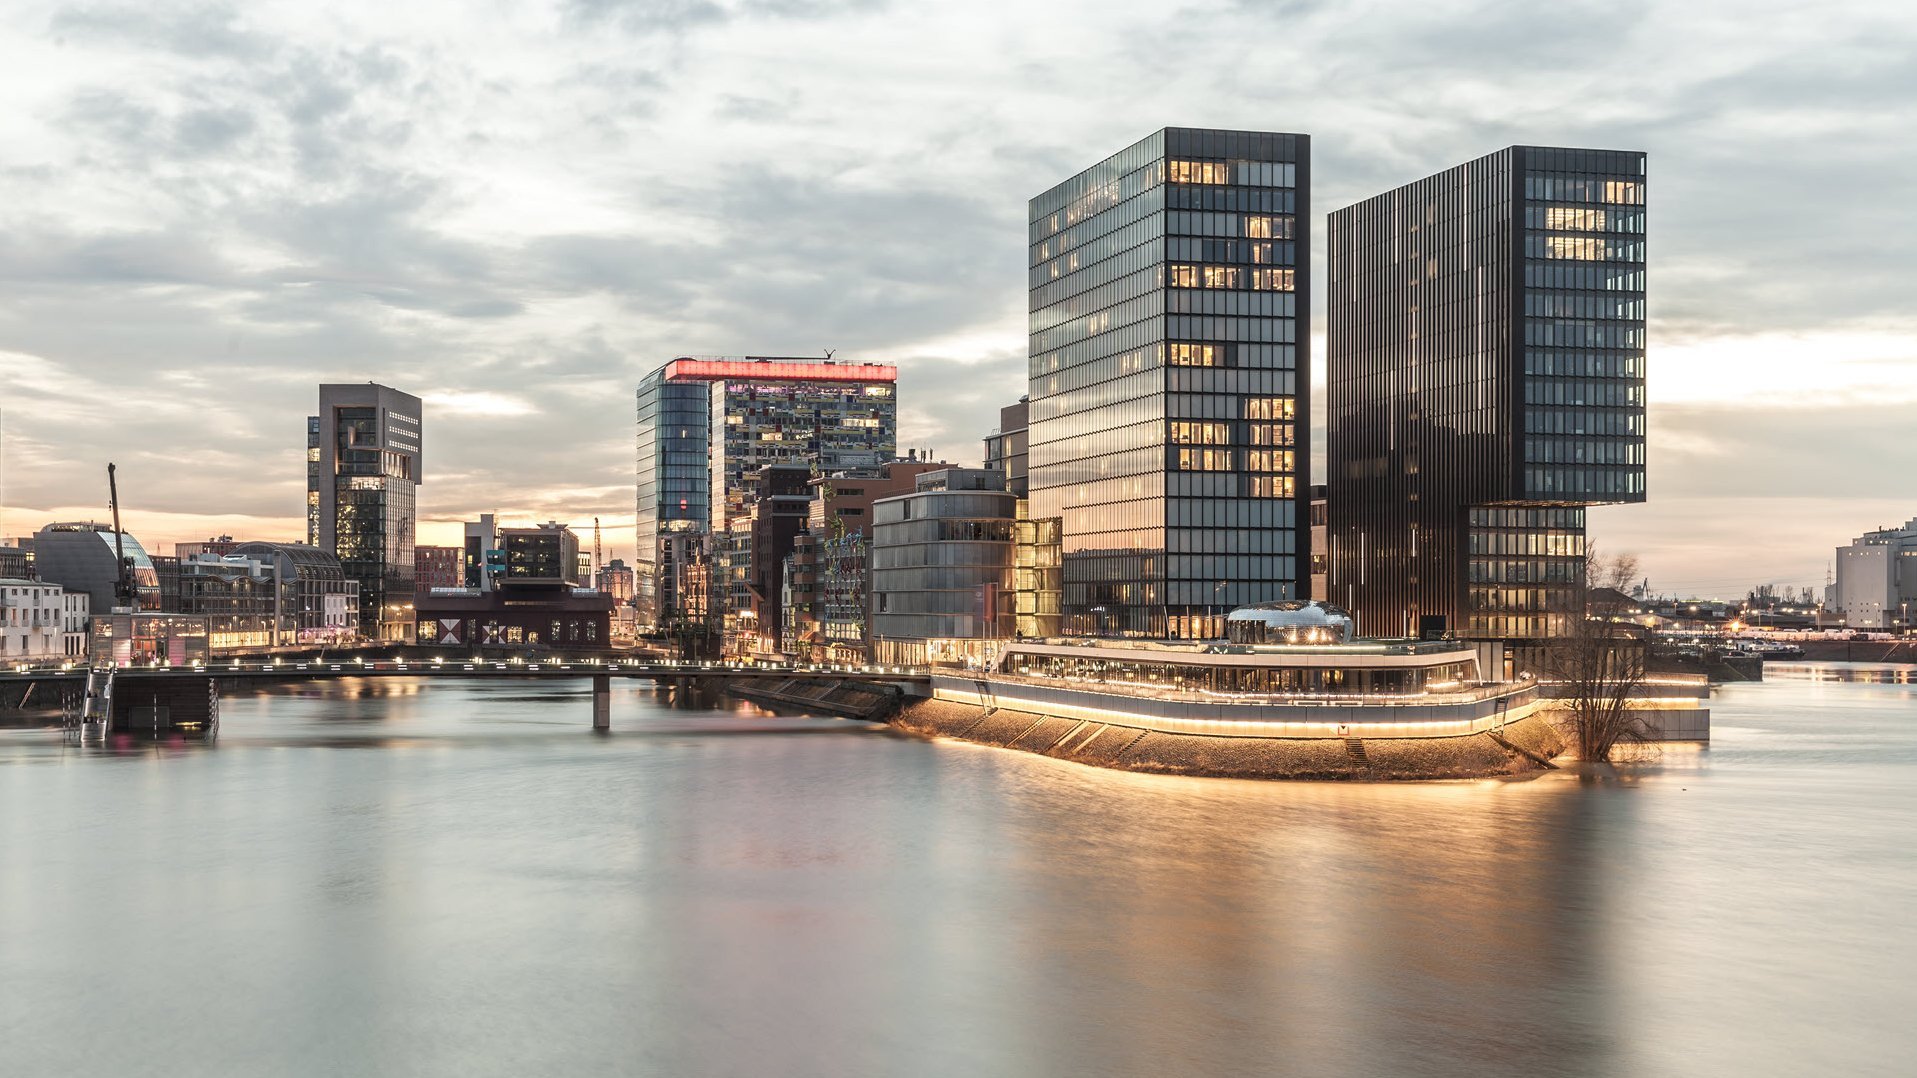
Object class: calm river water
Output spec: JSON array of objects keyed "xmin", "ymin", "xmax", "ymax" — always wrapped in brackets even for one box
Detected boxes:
[{"xmin": 3, "ymin": 665, "xmax": 1914, "ymax": 1077}]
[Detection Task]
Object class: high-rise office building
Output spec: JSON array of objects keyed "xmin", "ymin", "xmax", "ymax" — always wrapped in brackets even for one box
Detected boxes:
[
  {"xmin": 308, "ymin": 383, "xmax": 423, "ymax": 641},
  {"xmin": 634, "ymin": 357, "xmax": 897, "ymax": 624},
  {"xmin": 1028, "ymin": 128, "xmax": 1310, "ymax": 639},
  {"xmin": 1327, "ymin": 146, "xmax": 1647, "ymax": 642}
]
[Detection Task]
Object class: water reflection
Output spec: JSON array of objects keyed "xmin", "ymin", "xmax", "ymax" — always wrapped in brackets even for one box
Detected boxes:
[{"xmin": 1, "ymin": 672, "xmax": 1912, "ymax": 1077}]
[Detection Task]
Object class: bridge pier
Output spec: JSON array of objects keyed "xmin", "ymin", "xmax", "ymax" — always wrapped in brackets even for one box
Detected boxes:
[{"xmin": 591, "ymin": 674, "xmax": 611, "ymax": 730}]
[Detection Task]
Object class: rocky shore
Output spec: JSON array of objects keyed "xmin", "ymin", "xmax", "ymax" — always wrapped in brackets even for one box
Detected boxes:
[{"xmin": 892, "ymin": 697, "xmax": 1567, "ymax": 781}]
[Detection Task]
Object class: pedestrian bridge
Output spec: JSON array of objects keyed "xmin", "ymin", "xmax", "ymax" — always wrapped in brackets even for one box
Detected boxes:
[{"xmin": 0, "ymin": 657, "xmax": 931, "ymax": 738}]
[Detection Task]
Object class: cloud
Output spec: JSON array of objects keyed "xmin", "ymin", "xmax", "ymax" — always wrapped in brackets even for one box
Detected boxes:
[{"xmin": 0, "ymin": 0, "xmax": 1912, "ymax": 598}]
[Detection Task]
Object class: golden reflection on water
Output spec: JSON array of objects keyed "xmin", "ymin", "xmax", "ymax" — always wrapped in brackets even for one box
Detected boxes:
[{"xmin": 983, "ymin": 765, "xmax": 1625, "ymax": 1076}]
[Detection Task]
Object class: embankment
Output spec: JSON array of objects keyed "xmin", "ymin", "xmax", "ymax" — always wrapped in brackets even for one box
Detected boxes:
[
  {"xmin": 724, "ymin": 677, "xmax": 903, "ymax": 722},
  {"xmin": 892, "ymin": 698, "xmax": 1566, "ymax": 781}
]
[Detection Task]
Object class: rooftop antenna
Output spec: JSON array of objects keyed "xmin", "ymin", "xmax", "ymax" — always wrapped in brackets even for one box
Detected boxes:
[{"xmin": 823, "ymin": 348, "xmax": 836, "ymax": 361}]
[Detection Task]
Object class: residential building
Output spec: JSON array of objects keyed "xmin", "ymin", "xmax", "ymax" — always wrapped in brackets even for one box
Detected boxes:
[
  {"xmin": 780, "ymin": 460, "xmax": 955, "ymax": 661},
  {"xmin": 727, "ymin": 463, "xmax": 813, "ymax": 656},
  {"xmin": 634, "ymin": 357, "xmax": 897, "ymax": 627},
  {"xmin": 1029, "ymin": 128, "xmax": 1310, "ymax": 639},
  {"xmin": 309, "ymin": 383, "xmax": 423, "ymax": 641},
  {"xmin": 780, "ymin": 532, "xmax": 821, "ymax": 661},
  {"xmin": 1833, "ymin": 518, "xmax": 1917, "ymax": 630},
  {"xmin": 870, "ymin": 468, "xmax": 1017, "ymax": 665},
  {"xmin": 61, "ymin": 588, "xmax": 90, "ymax": 657},
  {"xmin": 414, "ymin": 545, "xmax": 463, "ymax": 594},
  {"xmin": 817, "ymin": 531, "xmax": 876, "ymax": 660},
  {"xmin": 29, "ymin": 522, "xmax": 161, "ymax": 613},
  {"xmin": 1, "ymin": 579, "xmax": 83, "ymax": 659},
  {"xmin": 809, "ymin": 460, "xmax": 950, "ymax": 538},
  {"xmin": 1327, "ymin": 145, "xmax": 1647, "ymax": 644}
]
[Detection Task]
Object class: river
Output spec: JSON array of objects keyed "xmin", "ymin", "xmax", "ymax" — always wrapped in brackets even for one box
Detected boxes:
[{"xmin": 2, "ymin": 666, "xmax": 1913, "ymax": 1077}]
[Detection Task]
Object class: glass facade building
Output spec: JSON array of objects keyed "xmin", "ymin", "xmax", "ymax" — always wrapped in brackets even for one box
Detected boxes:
[
  {"xmin": 870, "ymin": 468, "xmax": 1017, "ymax": 664},
  {"xmin": 308, "ymin": 383, "xmax": 422, "ymax": 641},
  {"xmin": 1326, "ymin": 145, "xmax": 1647, "ymax": 641},
  {"xmin": 634, "ymin": 357, "xmax": 897, "ymax": 626},
  {"xmin": 1028, "ymin": 128, "xmax": 1310, "ymax": 640}
]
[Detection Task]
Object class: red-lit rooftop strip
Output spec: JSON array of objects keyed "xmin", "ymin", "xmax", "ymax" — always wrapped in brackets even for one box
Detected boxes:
[{"xmin": 664, "ymin": 357, "xmax": 897, "ymax": 383}]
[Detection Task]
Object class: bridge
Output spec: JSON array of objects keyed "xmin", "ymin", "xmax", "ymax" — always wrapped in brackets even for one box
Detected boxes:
[{"xmin": 0, "ymin": 657, "xmax": 932, "ymax": 738}]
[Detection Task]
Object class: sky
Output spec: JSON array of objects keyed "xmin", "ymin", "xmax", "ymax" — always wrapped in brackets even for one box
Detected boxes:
[{"xmin": 0, "ymin": 0, "xmax": 1913, "ymax": 598}]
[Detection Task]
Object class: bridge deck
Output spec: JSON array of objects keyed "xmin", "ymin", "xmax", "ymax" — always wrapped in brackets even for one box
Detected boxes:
[{"xmin": 2, "ymin": 660, "xmax": 930, "ymax": 685}]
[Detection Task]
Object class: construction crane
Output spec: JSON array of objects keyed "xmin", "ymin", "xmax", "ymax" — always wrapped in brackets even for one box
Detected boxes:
[
  {"xmin": 592, "ymin": 517, "xmax": 603, "ymax": 580},
  {"xmin": 106, "ymin": 462, "xmax": 135, "ymax": 612}
]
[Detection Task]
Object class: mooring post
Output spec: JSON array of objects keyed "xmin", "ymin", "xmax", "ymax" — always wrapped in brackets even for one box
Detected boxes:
[{"xmin": 592, "ymin": 673, "xmax": 611, "ymax": 730}]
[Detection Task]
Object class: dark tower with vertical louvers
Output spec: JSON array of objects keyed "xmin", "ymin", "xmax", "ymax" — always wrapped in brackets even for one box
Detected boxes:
[{"xmin": 1326, "ymin": 146, "xmax": 1647, "ymax": 646}]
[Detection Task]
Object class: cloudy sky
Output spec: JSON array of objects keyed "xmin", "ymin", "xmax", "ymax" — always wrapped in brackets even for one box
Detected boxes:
[{"xmin": 1, "ymin": 0, "xmax": 1913, "ymax": 597}]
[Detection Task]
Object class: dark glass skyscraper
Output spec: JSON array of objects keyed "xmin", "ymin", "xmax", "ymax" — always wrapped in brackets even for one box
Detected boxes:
[
  {"xmin": 1028, "ymin": 128, "xmax": 1310, "ymax": 640},
  {"xmin": 1327, "ymin": 146, "xmax": 1647, "ymax": 642}
]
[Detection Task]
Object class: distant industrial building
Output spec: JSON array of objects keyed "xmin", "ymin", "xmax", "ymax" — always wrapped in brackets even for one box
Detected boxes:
[
  {"xmin": 1833, "ymin": 518, "xmax": 1917, "ymax": 630},
  {"xmin": 634, "ymin": 357, "xmax": 898, "ymax": 628},
  {"xmin": 1328, "ymin": 145, "xmax": 1647, "ymax": 646},
  {"xmin": 309, "ymin": 382, "xmax": 422, "ymax": 641}
]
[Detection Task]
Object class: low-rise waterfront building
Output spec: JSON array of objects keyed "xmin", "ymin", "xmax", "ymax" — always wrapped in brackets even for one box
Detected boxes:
[
  {"xmin": 1, "ymin": 578, "xmax": 87, "ymax": 660},
  {"xmin": 229, "ymin": 542, "xmax": 360, "ymax": 645},
  {"xmin": 870, "ymin": 468, "xmax": 1017, "ymax": 666}
]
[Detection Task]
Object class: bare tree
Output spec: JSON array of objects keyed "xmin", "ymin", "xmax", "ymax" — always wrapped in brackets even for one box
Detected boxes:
[{"xmin": 1548, "ymin": 547, "xmax": 1655, "ymax": 763}]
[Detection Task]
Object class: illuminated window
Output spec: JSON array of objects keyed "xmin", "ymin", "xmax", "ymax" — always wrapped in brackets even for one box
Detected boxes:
[
  {"xmin": 1545, "ymin": 207, "xmax": 1604, "ymax": 231},
  {"xmin": 1247, "ymin": 423, "xmax": 1294, "ymax": 446},
  {"xmin": 1243, "ymin": 216, "xmax": 1292, "ymax": 239},
  {"xmin": 1170, "ymin": 421, "xmax": 1230, "ymax": 445},
  {"xmin": 1168, "ymin": 264, "xmax": 1199, "ymax": 288},
  {"xmin": 1245, "ymin": 397, "xmax": 1295, "ymax": 421},
  {"xmin": 1202, "ymin": 266, "xmax": 1240, "ymax": 288},
  {"xmin": 1245, "ymin": 450, "xmax": 1294, "ymax": 473},
  {"xmin": 1167, "ymin": 343, "xmax": 1219, "ymax": 367},
  {"xmin": 1545, "ymin": 235, "xmax": 1603, "ymax": 260},
  {"xmin": 1169, "ymin": 160, "xmax": 1230, "ymax": 184},
  {"xmin": 1248, "ymin": 476, "xmax": 1296, "ymax": 498},
  {"xmin": 1250, "ymin": 268, "xmax": 1294, "ymax": 291},
  {"xmin": 1176, "ymin": 448, "xmax": 1233, "ymax": 471}
]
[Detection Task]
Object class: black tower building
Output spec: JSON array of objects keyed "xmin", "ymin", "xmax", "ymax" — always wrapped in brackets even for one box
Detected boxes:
[{"xmin": 1327, "ymin": 146, "xmax": 1647, "ymax": 644}]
